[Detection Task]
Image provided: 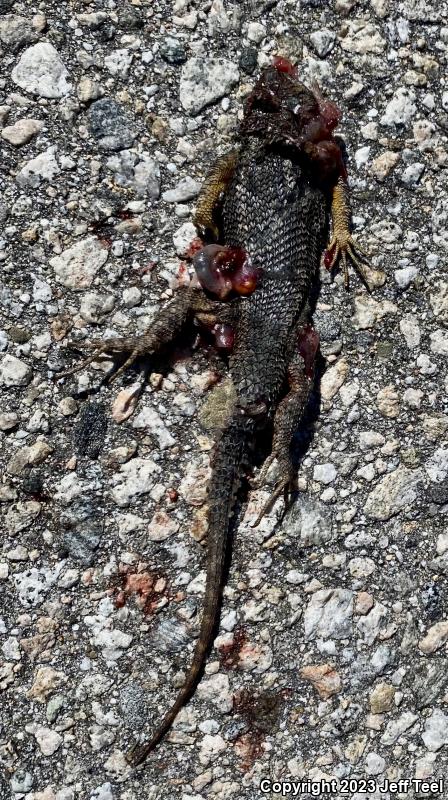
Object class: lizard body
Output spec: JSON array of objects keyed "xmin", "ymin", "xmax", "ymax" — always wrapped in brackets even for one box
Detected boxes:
[{"xmin": 62, "ymin": 63, "xmax": 371, "ymax": 766}]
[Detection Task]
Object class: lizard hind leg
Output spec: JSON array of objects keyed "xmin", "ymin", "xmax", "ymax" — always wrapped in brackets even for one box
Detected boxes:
[{"xmin": 251, "ymin": 336, "xmax": 317, "ymax": 527}]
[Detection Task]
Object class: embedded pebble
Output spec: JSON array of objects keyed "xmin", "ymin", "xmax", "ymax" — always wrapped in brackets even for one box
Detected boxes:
[
  {"xmin": 369, "ymin": 682, "xmax": 395, "ymax": 714},
  {"xmin": 50, "ymin": 237, "xmax": 108, "ymax": 290},
  {"xmin": 162, "ymin": 176, "xmax": 201, "ymax": 203},
  {"xmin": 180, "ymin": 57, "xmax": 239, "ymax": 115},
  {"xmin": 283, "ymin": 497, "xmax": 332, "ymax": 546},
  {"xmin": 12, "ymin": 43, "xmax": 71, "ymax": 98},
  {"xmin": 0, "ymin": 354, "xmax": 32, "ymax": 386},
  {"xmin": 364, "ymin": 467, "xmax": 422, "ymax": 520},
  {"xmin": 376, "ymin": 385, "xmax": 400, "ymax": 418},
  {"xmin": 381, "ymin": 712, "xmax": 418, "ymax": 745},
  {"xmin": 380, "ymin": 87, "xmax": 416, "ymax": 126},
  {"xmin": 16, "ymin": 146, "xmax": 60, "ymax": 188},
  {"xmin": 1, "ymin": 117, "xmax": 43, "ymax": 146},
  {"xmin": 320, "ymin": 359, "xmax": 349, "ymax": 400},
  {"xmin": 106, "ymin": 150, "xmax": 160, "ymax": 198},
  {"xmin": 304, "ymin": 588, "xmax": 353, "ymax": 640},
  {"xmin": 88, "ymin": 98, "xmax": 136, "ymax": 152},
  {"xmin": 422, "ymin": 709, "xmax": 448, "ymax": 752},
  {"xmin": 110, "ymin": 458, "xmax": 161, "ymax": 506},
  {"xmin": 32, "ymin": 725, "xmax": 63, "ymax": 756},
  {"xmin": 299, "ymin": 663, "xmax": 341, "ymax": 699},
  {"xmin": 418, "ymin": 621, "xmax": 448, "ymax": 654}
]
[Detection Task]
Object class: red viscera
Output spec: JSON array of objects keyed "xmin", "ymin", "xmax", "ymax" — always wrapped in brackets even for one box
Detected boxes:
[
  {"xmin": 193, "ymin": 245, "xmax": 234, "ymax": 299},
  {"xmin": 193, "ymin": 244, "xmax": 261, "ymax": 300},
  {"xmin": 304, "ymin": 139, "xmax": 347, "ymax": 183},
  {"xmin": 323, "ymin": 243, "xmax": 336, "ymax": 270},
  {"xmin": 272, "ymin": 56, "xmax": 298, "ymax": 78},
  {"xmin": 213, "ymin": 323, "xmax": 235, "ymax": 352},
  {"xmin": 298, "ymin": 324, "xmax": 320, "ymax": 378},
  {"xmin": 318, "ymin": 99, "xmax": 342, "ymax": 134}
]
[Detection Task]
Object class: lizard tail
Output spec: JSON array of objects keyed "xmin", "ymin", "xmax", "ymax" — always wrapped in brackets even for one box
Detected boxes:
[{"xmin": 126, "ymin": 411, "xmax": 252, "ymax": 767}]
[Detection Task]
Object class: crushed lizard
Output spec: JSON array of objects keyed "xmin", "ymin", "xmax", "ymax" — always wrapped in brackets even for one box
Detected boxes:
[{"xmin": 61, "ymin": 58, "xmax": 374, "ymax": 766}]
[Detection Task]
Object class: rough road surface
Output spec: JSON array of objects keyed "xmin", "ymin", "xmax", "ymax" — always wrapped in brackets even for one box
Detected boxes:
[{"xmin": 1, "ymin": 1, "xmax": 448, "ymax": 799}]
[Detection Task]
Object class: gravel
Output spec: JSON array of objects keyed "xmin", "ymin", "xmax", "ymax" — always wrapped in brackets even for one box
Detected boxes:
[{"xmin": 1, "ymin": 0, "xmax": 448, "ymax": 795}]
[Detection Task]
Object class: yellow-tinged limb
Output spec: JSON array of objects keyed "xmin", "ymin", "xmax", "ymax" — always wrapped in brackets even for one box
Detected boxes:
[
  {"xmin": 324, "ymin": 177, "xmax": 373, "ymax": 291},
  {"xmin": 193, "ymin": 151, "xmax": 239, "ymax": 241}
]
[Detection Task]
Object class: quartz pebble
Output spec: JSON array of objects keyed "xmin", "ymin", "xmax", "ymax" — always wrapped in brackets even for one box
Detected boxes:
[
  {"xmin": 12, "ymin": 43, "xmax": 71, "ymax": 98},
  {"xmin": 1, "ymin": 117, "xmax": 43, "ymax": 146}
]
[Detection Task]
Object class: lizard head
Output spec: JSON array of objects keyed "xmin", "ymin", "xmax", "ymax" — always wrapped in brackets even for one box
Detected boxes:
[
  {"xmin": 240, "ymin": 63, "xmax": 319, "ymax": 145},
  {"xmin": 240, "ymin": 60, "xmax": 345, "ymax": 183}
]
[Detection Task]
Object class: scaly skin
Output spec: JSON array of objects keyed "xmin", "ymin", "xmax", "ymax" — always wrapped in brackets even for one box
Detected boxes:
[{"xmin": 62, "ymin": 64, "xmax": 371, "ymax": 765}]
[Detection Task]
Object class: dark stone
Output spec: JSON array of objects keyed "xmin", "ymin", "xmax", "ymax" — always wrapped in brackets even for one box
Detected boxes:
[
  {"xmin": 356, "ymin": 331, "xmax": 374, "ymax": 351},
  {"xmin": 239, "ymin": 47, "xmax": 258, "ymax": 75},
  {"xmin": 314, "ymin": 310, "xmax": 341, "ymax": 342},
  {"xmin": 118, "ymin": 6, "xmax": 143, "ymax": 30},
  {"xmin": 119, "ymin": 682, "xmax": 149, "ymax": 729},
  {"xmin": 97, "ymin": 24, "xmax": 116, "ymax": 43},
  {"xmin": 0, "ymin": 1, "xmax": 15, "ymax": 14},
  {"xmin": 8, "ymin": 326, "xmax": 31, "ymax": 344},
  {"xmin": 427, "ymin": 479, "xmax": 448, "ymax": 505},
  {"xmin": 412, "ymin": 661, "xmax": 448, "ymax": 709},
  {"xmin": 59, "ymin": 499, "xmax": 103, "ymax": 565},
  {"xmin": 73, "ymin": 402, "xmax": 107, "ymax": 459},
  {"xmin": 22, "ymin": 471, "xmax": 44, "ymax": 496},
  {"xmin": 421, "ymin": 582, "xmax": 443, "ymax": 621},
  {"xmin": 88, "ymin": 98, "xmax": 136, "ymax": 152},
  {"xmin": 160, "ymin": 36, "xmax": 187, "ymax": 65}
]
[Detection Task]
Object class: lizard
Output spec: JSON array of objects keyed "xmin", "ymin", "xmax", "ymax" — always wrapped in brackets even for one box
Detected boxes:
[{"xmin": 61, "ymin": 59, "xmax": 373, "ymax": 766}]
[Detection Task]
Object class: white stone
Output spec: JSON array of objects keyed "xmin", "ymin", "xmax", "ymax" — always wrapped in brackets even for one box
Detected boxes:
[
  {"xmin": 16, "ymin": 145, "xmax": 60, "ymax": 187},
  {"xmin": 34, "ymin": 725, "xmax": 63, "ymax": 755},
  {"xmin": 132, "ymin": 407, "xmax": 175, "ymax": 449},
  {"xmin": 180, "ymin": 57, "xmax": 239, "ymax": 115},
  {"xmin": 422, "ymin": 709, "xmax": 448, "ymax": 752},
  {"xmin": 380, "ymin": 88, "xmax": 416, "ymax": 126},
  {"xmin": 51, "ymin": 236, "xmax": 108, "ymax": 290},
  {"xmin": 425, "ymin": 448, "xmax": 448, "ymax": 483},
  {"xmin": 104, "ymin": 49, "xmax": 133, "ymax": 77},
  {"xmin": 12, "ymin": 42, "xmax": 71, "ymax": 98},
  {"xmin": 304, "ymin": 588, "xmax": 353, "ymax": 640},
  {"xmin": 247, "ymin": 22, "xmax": 266, "ymax": 43},
  {"xmin": 0, "ymin": 354, "xmax": 32, "ymax": 386},
  {"xmin": 381, "ymin": 712, "xmax": 418, "ymax": 745},
  {"xmin": 430, "ymin": 329, "xmax": 448, "ymax": 356},
  {"xmin": 365, "ymin": 467, "xmax": 422, "ymax": 520},
  {"xmin": 399, "ymin": 315, "xmax": 420, "ymax": 347},
  {"xmin": 313, "ymin": 463, "xmax": 337, "ymax": 485},
  {"xmin": 1, "ymin": 117, "xmax": 43, "ymax": 146},
  {"xmin": 110, "ymin": 457, "xmax": 161, "ymax": 506},
  {"xmin": 173, "ymin": 221, "xmax": 197, "ymax": 257}
]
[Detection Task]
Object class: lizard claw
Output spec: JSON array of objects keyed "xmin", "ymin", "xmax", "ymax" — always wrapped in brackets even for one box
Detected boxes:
[
  {"xmin": 58, "ymin": 338, "xmax": 145, "ymax": 383},
  {"xmin": 323, "ymin": 234, "xmax": 373, "ymax": 293},
  {"xmin": 251, "ymin": 473, "xmax": 296, "ymax": 528}
]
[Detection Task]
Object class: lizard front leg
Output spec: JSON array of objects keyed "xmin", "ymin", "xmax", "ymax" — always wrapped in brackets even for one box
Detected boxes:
[
  {"xmin": 61, "ymin": 286, "xmax": 220, "ymax": 383},
  {"xmin": 193, "ymin": 151, "xmax": 239, "ymax": 241},
  {"xmin": 324, "ymin": 176, "xmax": 373, "ymax": 291}
]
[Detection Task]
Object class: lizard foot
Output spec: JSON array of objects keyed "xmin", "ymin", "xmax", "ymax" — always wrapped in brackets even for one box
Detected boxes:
[
  {"xmin": 251, "ymin": 475, "xmax": 296, "ymax": 528},
  {"xmin": 324, "ymin": 234, "xmax": 373, "ymax": 292},
  {"xmin": 59, "ymin": 336, "xmax": 149, "ymax": 384}
]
